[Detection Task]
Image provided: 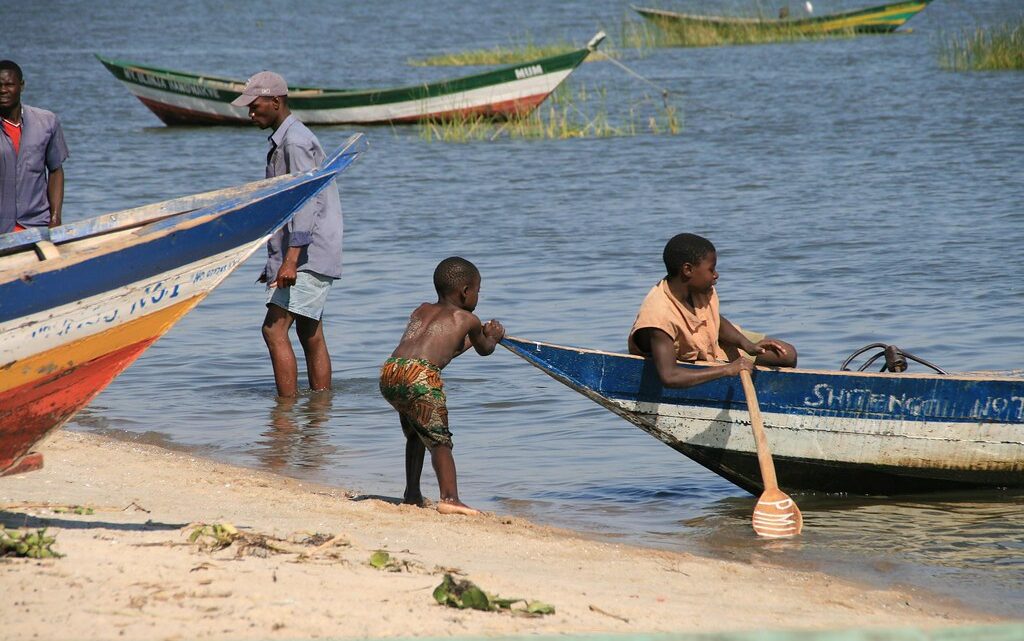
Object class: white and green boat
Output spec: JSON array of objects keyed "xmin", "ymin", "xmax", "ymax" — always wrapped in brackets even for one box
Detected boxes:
[{"xmin": 97, "ymin": 33, "xmax": 604, "ymax": 126}]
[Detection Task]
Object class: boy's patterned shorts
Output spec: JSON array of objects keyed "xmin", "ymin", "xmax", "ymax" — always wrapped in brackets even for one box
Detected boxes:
[{"xmin": 379, "ymin": 357, "xmax": 453, "ymax": 449}]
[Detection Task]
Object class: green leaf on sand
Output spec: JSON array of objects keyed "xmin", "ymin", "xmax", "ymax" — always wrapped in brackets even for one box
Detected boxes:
[
  {"xmin": 431, "ymin": 573, "xmax": 553, "ymax": 615},
  {"xmin": 527, "ymin": 601, "xmax": 555, "ymax": 615},
  {"xmin": 369, "ymin": 550, "xmax": 390, "ymax": 569},
  {"xmin": 460, "ymin": 586, "xmax": 491, "ymax": 611}
]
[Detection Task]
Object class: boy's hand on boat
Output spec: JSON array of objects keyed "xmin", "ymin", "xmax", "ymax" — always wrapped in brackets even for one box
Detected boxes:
[
  {"xmin": 752, "ymin": 339, "xmax": 788, "ymax": 358},
  {"xmin": 727, "ymin": 358, "xmax": 754, "ymax": 376},
  {"xmin": 483, "ymin": 320, "xmax": 505, "ymax": 341}
]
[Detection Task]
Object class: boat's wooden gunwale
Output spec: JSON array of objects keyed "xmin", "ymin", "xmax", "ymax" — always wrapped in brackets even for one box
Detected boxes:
[
  {"xmin": 0, "ymin": 174, "xmax": 295, "ymax": 259},
  {"xmin": 513, "ymin": 336, "xmax": 1022, "ymax": 384},
  {"xmin": 96, "ymin": 46, "xmax": 593, "ymax": 110},
  {"xmin": 99, "ymin": 46, "xmax": 591, "ymax": 103},
  {"xmin": 0, "ymin": 135, "xmax": 363, "ymax": 288},
  {"xmin": 0, "ymin": 182, "xmax": 280, "ymax": 287}
]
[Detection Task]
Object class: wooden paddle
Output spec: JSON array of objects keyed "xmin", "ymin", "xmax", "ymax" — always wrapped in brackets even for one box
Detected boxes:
[{"xmin": 739, "ymin": 369, "xmax": 803, "ymax": 538}]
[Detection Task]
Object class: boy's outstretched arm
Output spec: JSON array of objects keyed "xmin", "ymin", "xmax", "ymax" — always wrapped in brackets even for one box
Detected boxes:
[
  {"xmin": 648, "ymin": 328, "xmax": 751, "ymax": 388},
  {"xmin": 720, "ymin": 316, "xmax": 797, "ymax": 366},
  {"xmin": 467, "ymin": 316, "xmax": 504, "ymax": 356}
]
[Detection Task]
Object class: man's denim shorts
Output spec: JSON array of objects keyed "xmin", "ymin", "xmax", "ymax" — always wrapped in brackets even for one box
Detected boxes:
[{"xmin": 267, "ymin": 271, "xmax": 334, "ymax": 320}]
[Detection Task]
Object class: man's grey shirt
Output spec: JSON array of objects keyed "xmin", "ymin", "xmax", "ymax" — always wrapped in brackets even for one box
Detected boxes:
[
  {"xmin": 262, "ymin": 114, "xmax": 343, "ymax": 281},
  {"xmin": 0, "ymin": 104, "xmax": 70, "ymax": 233}
]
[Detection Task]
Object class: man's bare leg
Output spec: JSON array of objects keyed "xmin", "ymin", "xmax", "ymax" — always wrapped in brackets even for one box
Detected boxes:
[
  {"xmin": 295, "ymin": 315, "xmax": 332, "ymax": 391},
  {"xmin": 430, "ymin": 445, "xmax": 480, "ymax": 516},
  {"xmin": 262, "ymin": 305, "xmax": 298, "ymax": 397}
]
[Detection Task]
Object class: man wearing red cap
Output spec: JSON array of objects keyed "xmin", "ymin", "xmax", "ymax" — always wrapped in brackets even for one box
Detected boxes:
[{"xmin": 232, "ymin": 71, "xmax": 344, "ymax": 398}]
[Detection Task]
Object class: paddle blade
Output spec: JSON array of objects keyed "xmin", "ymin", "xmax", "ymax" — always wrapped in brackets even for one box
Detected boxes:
[{"xmin": 752, "ymin": 487, "xmax": 803, "ymax": 538}]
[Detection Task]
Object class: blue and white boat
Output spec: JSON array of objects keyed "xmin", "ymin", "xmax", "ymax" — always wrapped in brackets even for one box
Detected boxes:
[{"xmin": 501, "ymin": 336, "xmax": 1024, "ymax": 495}]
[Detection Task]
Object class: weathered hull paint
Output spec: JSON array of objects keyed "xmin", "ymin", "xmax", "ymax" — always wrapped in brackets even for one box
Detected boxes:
[
  {"xmin": 0, "ymin": 337, "xmax": 158, "ymax": 473},
  {"xmin": 501, "ymin": 336, "xmax": 1024, "ymax": 495},
  {"xmin": 0, "ymin": 135, "xmax": 367, "ymax": 476},
  {"xmin": 96, "ymin": 34, "xmax": 603, "ymax": 126}
]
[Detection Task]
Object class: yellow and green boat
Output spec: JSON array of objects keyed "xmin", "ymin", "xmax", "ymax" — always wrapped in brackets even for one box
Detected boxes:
[{"xmin": 633, "ymin": 0, "xmax": 933, "ymax": 38}]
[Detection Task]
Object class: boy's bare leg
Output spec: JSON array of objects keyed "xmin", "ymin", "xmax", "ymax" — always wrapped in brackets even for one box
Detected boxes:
[
  {"xmin": 295, "ymin": 315, "xmax": 332, "ymax": 391},
  {"xmin": 402, "ymin": 422, "xmax": 427, "ymax": 507},
  {"xmin": 262, "ymin": 305, "xmax": 298, "ymax": 397},
  {"xmin": 429, "ymin": 445, "xmax": 480, "ymax": 516}
]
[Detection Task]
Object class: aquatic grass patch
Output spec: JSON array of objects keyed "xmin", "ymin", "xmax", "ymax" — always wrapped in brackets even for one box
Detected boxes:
[
  {"xmin": 407, "ymin": 38, "xmax": 613, "ymax": 67},
  {"xmin": 938, "ymin": 18, "xmax": 1024, "ymax": 71},
  {"xmin": 616, "ymin": 15, "xmax": 856, "ymax": 48},
  {"xmin": 418, "ymin": 83, "xmax": 682, "ymax": 143}
]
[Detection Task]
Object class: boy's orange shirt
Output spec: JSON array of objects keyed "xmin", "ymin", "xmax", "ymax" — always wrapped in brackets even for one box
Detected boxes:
[{"xmin": 628, "ymin": 279, "xmax": 727, "ymax": 362}]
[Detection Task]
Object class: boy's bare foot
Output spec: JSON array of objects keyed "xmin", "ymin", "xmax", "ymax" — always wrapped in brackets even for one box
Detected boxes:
[{"xmin": 436, "ymin": 499, "xmax": 481, "ymax": 516}]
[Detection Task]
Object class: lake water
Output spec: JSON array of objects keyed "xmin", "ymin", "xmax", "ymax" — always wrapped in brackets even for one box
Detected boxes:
[{"xmin": 6, "ymin": 0, "xmax": 1023, "ymax": 619}]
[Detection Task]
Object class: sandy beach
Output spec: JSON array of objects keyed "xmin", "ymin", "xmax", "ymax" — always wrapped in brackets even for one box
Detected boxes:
[{"xmin": 0, "ymin": 430, "xmax": 1005, "ymax": 640}]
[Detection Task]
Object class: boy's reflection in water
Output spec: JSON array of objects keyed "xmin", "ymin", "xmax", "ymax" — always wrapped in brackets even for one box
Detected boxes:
[{"xmin": 256, "ymin": 391, "xmax": 336, "ymax": 472}]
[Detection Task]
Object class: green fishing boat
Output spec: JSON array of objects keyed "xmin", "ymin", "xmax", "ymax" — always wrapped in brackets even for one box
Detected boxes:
[{"xmin": 96, "ymin": 33, "xmax": 605, "ymax": 126}]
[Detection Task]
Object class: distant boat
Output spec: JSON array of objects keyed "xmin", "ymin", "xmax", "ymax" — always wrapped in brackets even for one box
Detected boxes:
[
  {"xmin": 632, "ymin": 1, "xmax": 932, "ymax": 37},
  {"xmin": 501, "ymin": 336, "xmax": 1024, "ymax": 495},
  {"xmin": 96, "ymin": 32, "xmax": 605, "ymax": 126},
  {"xmin": 0, "ymin": 134, "xmax": 367, "ymax": 477}
]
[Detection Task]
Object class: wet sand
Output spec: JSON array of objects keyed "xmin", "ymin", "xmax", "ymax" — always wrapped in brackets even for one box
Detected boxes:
[{"xmin": 0, "ymin": 431, "xmax": 1001, "ymax": 640}]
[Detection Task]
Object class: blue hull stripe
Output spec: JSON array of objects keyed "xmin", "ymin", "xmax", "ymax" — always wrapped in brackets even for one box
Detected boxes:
[
  {"xmin": 0, "ymin": 181, "xmax": 321, "ymax": 322},
  {"xmin": 502, "ymin": 338, "xmax": 1024, "ymax": 426},
  {"xmin": 0, "ymin": 138, "xmax": 364, "ymax": 324}
]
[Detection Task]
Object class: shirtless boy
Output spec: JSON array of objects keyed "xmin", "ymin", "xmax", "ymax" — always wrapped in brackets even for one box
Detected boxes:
[
  {"xmin": 379, "ymin": 257, "xmax": 504, "ymax": 516},
  {"xmin": 628, "ymin": 233, "xmax": 797, "ymax": 388}
]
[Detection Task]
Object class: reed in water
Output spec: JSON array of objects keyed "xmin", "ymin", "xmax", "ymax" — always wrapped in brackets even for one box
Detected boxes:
[
  {"xmin": 418, "ymin": 84, "xmax": 681, "ymax": 142},
  {"xmin": 616, "ymin": 14, "xmax": 856, "ymax": 48},
  {"xmin": 939, "ymin": 18, "xmax": 1024, "ymax": 71}
]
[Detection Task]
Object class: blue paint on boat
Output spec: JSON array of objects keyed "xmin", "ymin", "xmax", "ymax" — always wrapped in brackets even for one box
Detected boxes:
[
  {"xmin": 0, "ymin": 136, "xmax": 367, "ymax": 324},
  {"xmin": 502, "ymin": 337, "xmax": 1024, "ymax": 426}
]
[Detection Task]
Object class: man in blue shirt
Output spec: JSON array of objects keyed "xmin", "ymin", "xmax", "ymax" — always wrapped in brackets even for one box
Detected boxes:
[
  {"xmin": 0, "ymin": 60, "xmax": 69, "ymax": 234},
  {"xmin": 232, "ymin": 71, "xmax": 344, "ymax": 398}
]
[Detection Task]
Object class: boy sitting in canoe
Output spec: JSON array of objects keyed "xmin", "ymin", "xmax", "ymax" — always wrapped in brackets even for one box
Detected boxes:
[
  {"xmin": 628, "ymin": 233, "xmax": 797, "ymax": 387},
  {"xmin": 379, "ymin": 257, "xmax": 504, "ymax": 516}
]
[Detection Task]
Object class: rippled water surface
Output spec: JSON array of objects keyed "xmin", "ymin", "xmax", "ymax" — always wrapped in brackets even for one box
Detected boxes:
[{"xmin": 7, "ymin": 0, "xmax": 1023, "ymax": 618}]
